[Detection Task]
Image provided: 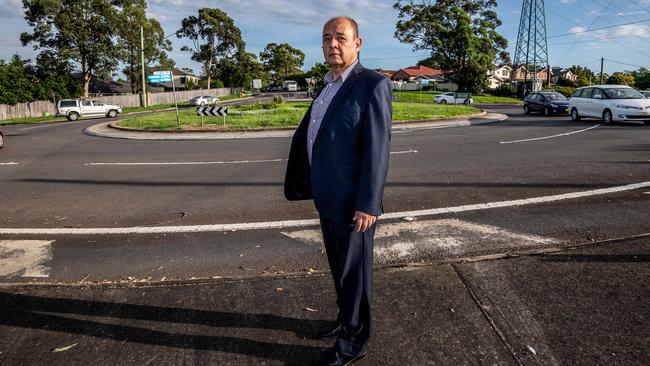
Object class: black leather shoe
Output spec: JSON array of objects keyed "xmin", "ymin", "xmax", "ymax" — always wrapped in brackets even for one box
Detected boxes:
[
  {"xmin": 318, "ymin": 322, "xmax": 343, "ymax": 340},
  {"xmin": 318, "ymin": 350, "xmax": 366, "ymax": 366}
]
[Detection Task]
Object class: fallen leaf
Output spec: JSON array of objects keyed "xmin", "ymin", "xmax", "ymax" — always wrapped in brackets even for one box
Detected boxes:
[
  {"xmin": 52, "ymin": 343, "xmax": 78, "ymax": 353},
  {"xmin": 526, "ymin": 345, "xmax": 537, "ymax": 355},
  {"xmin": 276, "ymin": 288, "xmax": 283, "ymax": 291},
  {"xmin": 305, "ymin": 307, "xmax": 318, "ymax": 312}
]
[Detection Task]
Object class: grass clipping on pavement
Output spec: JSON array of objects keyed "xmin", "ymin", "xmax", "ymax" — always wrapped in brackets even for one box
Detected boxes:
[{"xmin": 117, "ymin": 100, "xmax": 479, "ymax": 131}]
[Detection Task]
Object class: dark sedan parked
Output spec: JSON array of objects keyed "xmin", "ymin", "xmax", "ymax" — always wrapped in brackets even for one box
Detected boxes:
[{"xmin": 524, "ymin": 91, "xmax": 570, "ymax": 116}]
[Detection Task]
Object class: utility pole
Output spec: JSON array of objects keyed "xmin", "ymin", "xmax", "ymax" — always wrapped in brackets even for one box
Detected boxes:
[
  {"xmin": 140, "ymin": 26, "xmax": 147, "ymax": 107},
  {"xmin": 600, "ymin": 57, "xmax": 604, "ymax": 85},
  {"xmin": 513, "ymin": 0, "xmax": 549, "ymax": 94}
]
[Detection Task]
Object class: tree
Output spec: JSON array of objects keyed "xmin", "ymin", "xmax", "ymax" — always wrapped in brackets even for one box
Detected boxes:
[
  {"xmin": 21, "ymin": 0, "xmax": 121, "ymax": 97},
  {"xmin": 0, "ymin": 55, "xmax": 80, "ymax": 105},
  {"xmin": 634, "ymin": 69, "xmax": 650, "ymax": 90},
  {"xmin": 156, "ymin": 52, "xmax": 177, "ymax": 71},
  {"xmin": 607, "ymin": 72, "xmax": 635, "ymax": 86},
  {"xmin": 259, "ymin": 43, "xmax": 305, "ymax": 83},
  {"xmin": 394, "ymin": 0, "xmax": 508, "ymax": 92},
  {"xmin": 568, "ymin": 65, "xmax": 596, "ymax": 86},
  {"xmin": 113, "ymin": 0, "xmax": 173, "ymax": 94},
  {"xmin": 213, "ymin": 51, "xmax": 267, "ymax": 88},
  {"xmin": 305, "ymin": 62, "xmax": 329, "ymax": 88},
  {"xmin": 177, "ymin": 8, "xmax": 244, "ymax": 89}
]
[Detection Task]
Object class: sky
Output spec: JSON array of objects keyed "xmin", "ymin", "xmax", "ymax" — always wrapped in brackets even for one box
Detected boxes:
[{"xmin": 0, "ymin": 0, "xmax": 649, "ymax": 77}]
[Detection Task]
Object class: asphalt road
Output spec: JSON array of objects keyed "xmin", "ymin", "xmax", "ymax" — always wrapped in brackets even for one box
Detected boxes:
[{"xmin": 1, "ymin": 105, "xmax": 648, "ymax": 283}]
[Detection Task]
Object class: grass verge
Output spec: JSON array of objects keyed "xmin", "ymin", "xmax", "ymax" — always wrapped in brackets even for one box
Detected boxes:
[
  {"xmin": 117, "ymin": 101, "xmax": 480, "ymax": 131},
  {"xmin": 396, "ymin": 90, "xmax": 521, "ymax": 104}
]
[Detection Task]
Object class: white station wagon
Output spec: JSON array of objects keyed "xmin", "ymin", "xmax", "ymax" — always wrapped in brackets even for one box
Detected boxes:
[{"xmin": 569, "ymin": 85, "xmax": 650, "ymax": 124}]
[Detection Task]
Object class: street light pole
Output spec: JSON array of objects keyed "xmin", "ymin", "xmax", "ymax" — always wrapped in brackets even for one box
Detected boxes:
[{"xmin": 140, "ymin": 26, "xmax": 147, "ymax": 107}]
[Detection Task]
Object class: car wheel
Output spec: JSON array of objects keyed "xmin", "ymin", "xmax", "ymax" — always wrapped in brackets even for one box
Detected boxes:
[
  {"xmin": 602, "ymin": 109, "xmax": 613, "ymax": 124},
  {"xmin": 0, "ymin": 131, "xmax": 4, "ymax": 149},
  {"xmin": 200, "ymin": 101, "xmax": 205, "ymax": 106},
  {"xmin": 441, "ymin": 99, "xmax": 447, "ymax": 104},
  {"xmin": 570, "ymin": 108, "xmax": 581, "ymax": 121},
  {"xmin": 67, "ymin": 112, "xmax": 79, "ymax": 121},
  {"xmin": 107, "ymin": 109, "xmax": 118, "ymax": 118},
  {"xmin": 524, "ymin": 104, "xmax": 530, "ymax": 114},
  {"xmin": 464, "ymin": 99, "xmax": 471, "ymax": 106},
  {"xmin": 544, "ymin": 107, "xmax": 550, "ymax": 116}
]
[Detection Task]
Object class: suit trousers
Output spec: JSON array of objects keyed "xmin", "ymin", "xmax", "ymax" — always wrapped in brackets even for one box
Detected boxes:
[{"xmin": 319, "ymin": 216, "xmax": 376, "ymax": 357}]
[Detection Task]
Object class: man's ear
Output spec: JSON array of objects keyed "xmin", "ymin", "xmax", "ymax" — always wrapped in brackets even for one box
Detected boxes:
[{"xmin": 355, "ymin": 37, "xmax": 363, "ymax": 51}]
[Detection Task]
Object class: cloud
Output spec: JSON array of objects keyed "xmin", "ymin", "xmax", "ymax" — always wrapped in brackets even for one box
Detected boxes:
[
  {"xmin": 0, "ymin": 0, "xmax": 23, "ymax": 18},
  {"xmin": 569, "ymin": 26, "xmax": 586, "ymax": 35},
  {"xmin": 559, "ymin": 0, "xmax": 575, "ymax": 3},
  {"xmin": 612, "ymin": 24, "xmax": 650, "ymax": 38}
]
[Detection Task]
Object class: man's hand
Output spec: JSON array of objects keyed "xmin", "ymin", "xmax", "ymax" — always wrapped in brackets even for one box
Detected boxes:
[{"xmin": 353, "ymin": 211, "xmax": 377, "ymax": 232}]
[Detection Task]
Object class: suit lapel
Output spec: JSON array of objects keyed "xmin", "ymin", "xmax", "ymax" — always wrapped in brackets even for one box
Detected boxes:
[{"xmin": 314, "ymin": 62, "xmax": 364, "ymax": 143}]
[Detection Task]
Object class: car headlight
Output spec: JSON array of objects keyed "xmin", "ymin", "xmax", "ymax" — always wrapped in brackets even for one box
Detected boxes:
[{"xmin": 614, "ymin": 104, "xmax": 641, "ymax": 110}]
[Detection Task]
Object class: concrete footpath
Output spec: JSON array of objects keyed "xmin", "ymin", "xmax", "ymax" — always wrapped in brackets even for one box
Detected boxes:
[
  {"xmin": 83, "ymin": 112, "xmax": 507, "ymax": 140},
  {"xmin": 0, "ymin": 237, "xmax": 647, "ymax": 365}
]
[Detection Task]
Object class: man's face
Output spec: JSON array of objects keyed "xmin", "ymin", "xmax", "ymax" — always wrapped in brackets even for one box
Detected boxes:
[{"xmin": 322, "ymin": 18, "xmax": 362, "ymax": 68}]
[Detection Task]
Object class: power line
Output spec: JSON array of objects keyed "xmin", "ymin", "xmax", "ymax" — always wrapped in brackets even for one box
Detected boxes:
[
  {"xmin": 548, "ymin": 18, "xmax": 650, "ymax": 38},
  {"xmin": 605, "ymin": 58, "xmax": 647, "ymax": 69}
]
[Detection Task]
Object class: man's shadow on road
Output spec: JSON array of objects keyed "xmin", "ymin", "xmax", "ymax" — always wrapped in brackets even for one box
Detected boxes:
[{"xmin": 0, "ymin": 291, "xmax": 328, "ymax": 365}]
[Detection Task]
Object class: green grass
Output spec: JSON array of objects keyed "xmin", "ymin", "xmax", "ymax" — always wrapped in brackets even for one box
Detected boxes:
[
  {"xmin": 0, "ymin": 115, "xmax": 67, "ymax": 126},
  {"xmin": 117, "ymin": 101, "xmax": 479, "ymax": 131},
  {"xmin": 396, "ymin": 90, "xmax": 521, "ymax": 104}
]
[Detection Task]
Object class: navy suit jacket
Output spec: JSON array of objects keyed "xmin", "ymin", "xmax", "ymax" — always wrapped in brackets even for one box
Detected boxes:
[{"xmin": 284, "ymin": 62, "xmax": 392, "ymax": 223}]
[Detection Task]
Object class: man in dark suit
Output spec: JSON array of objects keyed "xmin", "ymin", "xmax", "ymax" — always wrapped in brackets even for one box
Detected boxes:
[{"xmin": 284, "ymin": 16, "xmax": 392, "ymax": 366}]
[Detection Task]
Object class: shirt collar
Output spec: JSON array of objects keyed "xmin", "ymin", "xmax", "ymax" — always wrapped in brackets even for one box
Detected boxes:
[{"xmin": 324, "ymin": 59, "xmax": 358, "ymax": 85}]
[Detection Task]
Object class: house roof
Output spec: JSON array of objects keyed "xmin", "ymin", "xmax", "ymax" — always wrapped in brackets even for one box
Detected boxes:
[
  {"xmin": 398, "ymin": 65, "xmax": 445, "ymax": 76},
  {"xmin": 378, "ymin": 69, "xmax": 397, "ymax": 78},
  {"xmin": 72, "ymin": 72, "xmax": 133, "ymax": 94}
]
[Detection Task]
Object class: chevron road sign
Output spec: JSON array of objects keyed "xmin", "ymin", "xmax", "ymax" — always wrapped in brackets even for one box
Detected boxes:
[{"xmin": 197, "ymin": 106, "xmax": 228, "ymax": 116}]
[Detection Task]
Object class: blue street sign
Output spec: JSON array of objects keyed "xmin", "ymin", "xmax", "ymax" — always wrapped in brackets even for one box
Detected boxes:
[
  {"xmin": 147, "ymin": 74, "xmax": 172, "ymax": 83},
  {"xmin": 421, "ymin": 79, "xmax": 430, "ymax": 86}
]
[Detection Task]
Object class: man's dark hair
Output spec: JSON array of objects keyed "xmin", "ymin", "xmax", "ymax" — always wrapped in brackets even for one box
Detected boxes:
[{"xmin": 324, "ymin": 16, "xmax": 359, "ymax": 39}]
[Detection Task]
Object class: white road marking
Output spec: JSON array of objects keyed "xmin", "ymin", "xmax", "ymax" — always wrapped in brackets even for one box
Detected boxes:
[
  {"xmin": 283, "ymin": 219, "xmax": 558, "ymax": 264},
  {"xmin": 0, "ymin": 162, "xmax": 19, "ymax": 166},
  {"xmin": 0, "ymin": 240, "xmax": 53, "ymax": 277},
  {"xmin": 85, "ymin": 150, "xmax": 416, "ymax": 166},
  {"xmin": 499, "ymin": 125, "xmax": 599, "ymax": 144},
  {"xmin": 19, "ymin": 123, "xmax": 64, "ymax": 131},
  {"xmin": 85, "ymin": 159, "xmax": 285, "ymax": 166},
  {"xmin": 1, "ymin": 181, "xmax": 648, "ymax": 235},
  {"xmin": 391, "ymin": 149, "xmax": 418, "ymax": 155}
]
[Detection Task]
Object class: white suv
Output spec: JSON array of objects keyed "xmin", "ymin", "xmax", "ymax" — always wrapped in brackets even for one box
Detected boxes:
[
  {"xmin": 56, "ymin": 99, "xmax": 123, "ymax": 121},
  {"xmin": 569, "ymin": 85, "xmax": 650, "ymax": 124}
]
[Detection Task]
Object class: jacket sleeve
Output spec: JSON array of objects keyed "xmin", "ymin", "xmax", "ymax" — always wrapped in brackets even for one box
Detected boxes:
[{"xmin": 354, "ymin": 77, "xmax": 392, "ymax": 215}]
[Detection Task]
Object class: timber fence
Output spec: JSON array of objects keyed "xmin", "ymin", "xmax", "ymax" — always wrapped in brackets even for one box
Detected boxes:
[{"xmin": 0, "ymin": 87, "xmax": 241, "ymax": 121}]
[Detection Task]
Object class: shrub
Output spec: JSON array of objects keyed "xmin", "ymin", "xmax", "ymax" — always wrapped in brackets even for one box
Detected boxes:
[
  {"xmin": 550, "ymin": 85, "xmax": 576, "ymax": 97},
  {"xmin": 273, "ymin": 95, "xmax": 285, "ymax": 104},
  {"xmin": 488, "ymin": 83, "xmax": 517, "ymax": 97}
]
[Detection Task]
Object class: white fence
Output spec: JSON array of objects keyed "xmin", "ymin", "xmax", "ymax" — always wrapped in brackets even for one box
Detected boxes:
[{"xmin": 0, "ymin": 87, "xmax": 241, "ymax": 121}]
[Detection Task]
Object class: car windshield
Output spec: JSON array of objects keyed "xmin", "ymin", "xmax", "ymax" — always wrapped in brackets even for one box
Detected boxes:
[
  {"xmin": 603, "ymin": 88, "xmax": 644, "ymax": 99},
  {"xmin": 542, "ymin": 93, "xmax": 567, "ymax": 101}
]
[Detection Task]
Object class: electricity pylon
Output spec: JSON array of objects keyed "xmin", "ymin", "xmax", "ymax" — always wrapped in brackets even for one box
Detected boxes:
[{"xmin": 513, "ymin": 0, "xmax": 549, "ymax": 93}]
